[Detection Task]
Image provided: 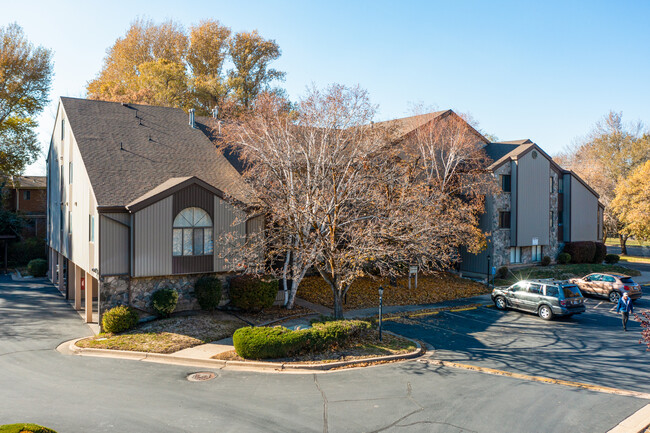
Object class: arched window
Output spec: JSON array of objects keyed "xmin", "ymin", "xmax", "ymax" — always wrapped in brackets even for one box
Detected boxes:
[{"xmin": 172, "ymin": 207, "xmax": 213, "ymax": 256}]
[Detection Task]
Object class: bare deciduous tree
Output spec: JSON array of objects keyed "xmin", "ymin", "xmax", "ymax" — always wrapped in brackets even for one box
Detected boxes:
[{"xmin": 223, "ymin": 86, "xmax": 494, "ymax": 318}]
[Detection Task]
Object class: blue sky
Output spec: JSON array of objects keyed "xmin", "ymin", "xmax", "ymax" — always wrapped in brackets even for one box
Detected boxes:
[{"xmin": 3, "ymin": 0, "xmax": 650, "ymax": 175}]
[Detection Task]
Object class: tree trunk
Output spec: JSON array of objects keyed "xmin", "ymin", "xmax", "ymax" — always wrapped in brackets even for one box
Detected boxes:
[
  {"xmin": 333, "ymin": 291, "xmax": 344, "ymax": 319},
  {"xmin": 620, "ymin": 234, "xmax": 628, "ymax": 256},
  {"xmin": 286, "ymin": 279, "xmax": 299, "ymax": 310}
]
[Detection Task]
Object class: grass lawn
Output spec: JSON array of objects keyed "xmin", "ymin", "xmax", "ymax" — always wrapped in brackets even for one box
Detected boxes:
[
  {"xmin": 76, "ymin": 312, "xmax": 247, "ymax": 354},
  {"xmin": 493, "ymin": 263, "xmax": 642, "ymax": 286},
  {"xmin": 297, "ymin": 272, "xmax": 489, "ymax": 310},
  {"xmin": 605, "ymin": 238, "xmax": 648, "ymax": 247},
  {"xmin": 618, "ymin": 255, "xmax": 650, "ymax": 264},
  {"xmin": 214, "ymin": 329, "xmax": 416, "ymax": 364},
  {"xmin": 0, "ymin": 424, "xmax": 56, "ymax": 433}
]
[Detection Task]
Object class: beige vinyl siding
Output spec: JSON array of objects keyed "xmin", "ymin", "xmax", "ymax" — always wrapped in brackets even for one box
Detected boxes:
[
  {"xmin": 570, "ymin": 176, "xmax": 599, "ymax": 241},
  {"xmin": 214, "ymin": 196, "xmax": 246, "ymax": 272},
  {"xmin": 246, "ymin": 214, "xmax": 264, "ymax": 238},
  {"xmin": 100, "ymin": 213, "xmax": 130, "ymax": 275},
  {"xmin": 47, "ymin": 102, "xmax": 100, "ymax": 278},
  {"xmin": 134, "ymin": 196, "xmax": 173, "ymax": 277},
  {"xmin": 516, "ymin": 150, "xmax": 550, "ymax": 246}
]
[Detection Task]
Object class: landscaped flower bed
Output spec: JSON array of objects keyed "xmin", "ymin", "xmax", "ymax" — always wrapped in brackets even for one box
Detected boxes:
[
  {"xmin": 297, "ymin": 272, "xmax": 489, "ymax": 310},
  {"xmin": 76, "ymin": 313, "xmax": 246, "ymax": 354},
  {"xmin": 217, "ymin": 320, "xmax": 417, "ymax": 363}
]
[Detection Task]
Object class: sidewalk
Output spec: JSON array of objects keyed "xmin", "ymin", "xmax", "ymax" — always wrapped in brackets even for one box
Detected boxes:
[{"xmin": 157, "ymin": 294, "xmax": 494, "ymax": 361}]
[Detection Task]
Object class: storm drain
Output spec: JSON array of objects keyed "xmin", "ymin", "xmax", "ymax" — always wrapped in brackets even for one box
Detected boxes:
[{"xmin": 187, "ymin": 372, "xmax": 216, "ymax": 382}]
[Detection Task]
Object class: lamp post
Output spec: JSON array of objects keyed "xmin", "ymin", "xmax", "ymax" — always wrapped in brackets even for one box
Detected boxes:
[
  {"xmin": 378, "ymin": 285, "xmax": 384, "ymax": 342},
  {"xmin": 487, "ymin": 254, "xmax": 491, "ymax": 289}
]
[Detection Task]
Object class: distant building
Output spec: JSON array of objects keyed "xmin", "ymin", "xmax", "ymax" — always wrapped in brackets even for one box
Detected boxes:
[
  {"xmin": 460, "ymin": 139, "xmax": 603, "ymax": 276},
  {"xmin": 3, "ymin": 176, "xmax": 47, "ymax": 239}
]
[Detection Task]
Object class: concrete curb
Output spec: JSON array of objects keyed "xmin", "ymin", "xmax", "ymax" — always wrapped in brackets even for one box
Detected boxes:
[
  {"xmin": 607, "ymin": 403, "xmax": 650, "ymax": 433},
  {"xmin": 58, "ymin": 335, "xmax": 425, "ymax": 373}
]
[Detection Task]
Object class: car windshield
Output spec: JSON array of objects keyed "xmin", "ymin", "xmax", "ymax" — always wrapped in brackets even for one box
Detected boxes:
[
  {"xmin": 620, "ymin": 277, "xmax": 635, "ymax": 284},
  {"xmin": 562, "ymin": 285, "xmax": 582, "ymax": 298}
]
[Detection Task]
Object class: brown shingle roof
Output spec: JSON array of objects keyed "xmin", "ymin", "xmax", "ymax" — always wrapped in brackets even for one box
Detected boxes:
[
  {"xmin": 8, "ymin": 176, "xmax": 46, "ymax": 189},
  {"xmin": 372, "ymin": 111, "xmax": 450, "ymax": 140},
  {"xmin": 60, "ymin": 97, "xmax": 253, "ymax": 207}
]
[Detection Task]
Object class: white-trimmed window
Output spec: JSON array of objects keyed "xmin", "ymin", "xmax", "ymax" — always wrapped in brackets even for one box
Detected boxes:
[
  {"xmin": 510, "ymin": 247, "xmax": 521, "ymax": 264},
  {"xmin": 532, "ymin": 245, "xmax": 542, "ymax": 262},
  {"xmin": 172, "ymin": 207, "xmax": 213, "ymax": 256}
]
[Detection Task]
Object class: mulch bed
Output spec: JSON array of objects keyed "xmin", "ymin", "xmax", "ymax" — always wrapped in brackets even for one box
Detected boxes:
[
  {"xmin": 297, "ymin": 272, "xmax": 489, "ymax": 310},
  {"xmin": 234, "ymin": 304, "xmax": 316, "ymax": 325}
]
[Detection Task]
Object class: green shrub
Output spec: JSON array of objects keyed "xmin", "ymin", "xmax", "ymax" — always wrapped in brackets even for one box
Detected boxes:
[
  {"xmin": 233, "ymin": 320, "xmax": 372, "ymax": 359},
  {"xmin": 27, "ymin": 258, "xmax": 47, "ymax": 277},
  {"xmin": 229, "ymin": 275, "xmax": 278, "ymax": 312},
  {"xmin": 557, "ymin": 253, "xmax": 571, "ymax": 264},
  {"xmin": 593, "ymin": 242, "xmax": 607, "ymax": 263},
  {"xmin": 605, "ymin": 254, "xmax": 620, "ymax": 264},
  {"xmin": 152, "ymin": 288, "xmax": 178, "ymax": 317},
  {"xmin": 563, "ymin": 241, "xmax": 596, "ymax": 263},
  {"xmin": 194, "ymin": 276, "xmax": 222, "ymax": 311},
  {"xmin": 0, "ymin": 424, "xmax": 57, "ymax": 433},
  {"xmin": 233, "ymin": 326, "xmax": 310, "ymax": 359},
  {"xmin": 495, "ymin": 266, "xmax": 509, "ymax": 279},
  {"xmin": 102, "ymin": 305, "xmax": 139, "ymax": 333}
]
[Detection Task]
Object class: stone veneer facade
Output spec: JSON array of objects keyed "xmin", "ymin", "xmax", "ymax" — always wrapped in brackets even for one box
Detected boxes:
[
  {"xmin": 489, "ymin": 164, "xmax": 563, "ymax": 269},
  {"xmin": 491, "ymin": 163, "xmax": 511, "ymax": 269},
  {"xmin": 99, "ymin": 273, "xmax": 229, "ymax": 314}
]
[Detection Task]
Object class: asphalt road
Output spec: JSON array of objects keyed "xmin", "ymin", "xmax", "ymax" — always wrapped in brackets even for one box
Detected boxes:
[
  {"xmin": 386, "ymin": 287, "xmax": 650, "ymax": 394},
  {"xmin": 1, "ymin": 276, "xmax": 648, "ymax": 433}
]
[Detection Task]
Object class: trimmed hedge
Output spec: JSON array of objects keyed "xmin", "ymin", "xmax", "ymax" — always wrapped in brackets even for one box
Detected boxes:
[
  {"xmin": 195, "ymin": 276, "xmax": 222, "ymax": 311},
  {"xmin": 8, "ymin": 237, "xmax": 47, "ymax": 266},
  {"xmin": 541, "ymin": 256, "xmax": 551, "ymax": 266},
  {"xmin": 605, "ymin": 254, "xmax": 620, "ymax": 264},
  {"xmin": 27, "ymin": 258, "xmax": 48, "ymax": 277},
  {"xmin": 229, "ymin": 275, "xmax": 278, "ymax": 312},
  {"xmin": 233, "ymin": 320, "xmax": 372, "ymax": 359},
  {"xmin": 594, "ymin": 242, "xmax": 607, "ymax": 263},
  {"xmin": 152, "ymin": 288, "xmax": 178, "ymax": 317},
  {"xmin": 0, "ymin": 424, "xmax": 57, "ymax": 433},
  {"xmin": 557, "ymin": 253, "xmax": 571, "ymax": 264},
  {"xmin": 562, "ymin": 241, "xmax": 605, "ymax": 264},
  {"xmin": 102, "ymin": 305, "xmax": 139, "ymax": 333}
]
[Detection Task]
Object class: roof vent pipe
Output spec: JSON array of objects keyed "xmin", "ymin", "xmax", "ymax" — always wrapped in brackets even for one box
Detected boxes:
[{"xmin": 189, "ymin": 108, "xmax": 195, "ymax": 128}]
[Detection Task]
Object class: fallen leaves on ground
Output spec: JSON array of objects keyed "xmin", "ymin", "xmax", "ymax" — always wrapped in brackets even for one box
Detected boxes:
[
  {"xmin": 297, "ymin": 272, "xmax": 489, "ymax": 310},
  {"xmin": 235, "ymin": 305, "xmax": 315, "ymax": 325},
  {"xmin": 76, "ymin": 312, "xmax": 246, "ymax": 354}
]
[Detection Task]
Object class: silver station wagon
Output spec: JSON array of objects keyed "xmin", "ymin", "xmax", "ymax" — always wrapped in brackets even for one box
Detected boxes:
[{"xmin": 491, "ymin": 279, "xmax": 586, "ymax": 320}]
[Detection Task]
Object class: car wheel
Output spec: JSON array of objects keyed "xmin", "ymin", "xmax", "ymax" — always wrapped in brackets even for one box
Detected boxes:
[
  {"xmin": 494, "ymin": 296, "xmax": 507, "ymax": 310},
  {"xmin": 538, "ymin": 305, "xmax": 553, "ymax": 320},
  {"xmin": 609, "ymin": 291, "xmax": 621, "ymax": 303}
]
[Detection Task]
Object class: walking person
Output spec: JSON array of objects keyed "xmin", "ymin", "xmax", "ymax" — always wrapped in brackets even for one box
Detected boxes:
[{"xmin": 616, "ymin": 292, "xmax": 634, "ymax": 331}]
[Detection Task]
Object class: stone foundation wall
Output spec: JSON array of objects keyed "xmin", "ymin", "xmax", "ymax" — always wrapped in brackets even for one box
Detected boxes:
[
  {"xmin": 99, "ymin": 275, "xmax": 130, "ymax": 313},
  {"xmin": 99, "ymin": 273, "xmax": 230, "ymax": 313}
]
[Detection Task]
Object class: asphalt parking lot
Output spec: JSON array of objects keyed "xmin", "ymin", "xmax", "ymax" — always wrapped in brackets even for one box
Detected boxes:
[{"xmin": 386, "ymin": 286, "xmax": 650, "ymax": 394}]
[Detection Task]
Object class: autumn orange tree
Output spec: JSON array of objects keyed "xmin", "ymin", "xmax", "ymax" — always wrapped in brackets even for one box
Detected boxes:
[
  {"xmin": 87, "ymin": 19, "xmax": 284, "ymax": 116},
  {"xmin": 611, "ymin": 160, "xmax": 650, "ymax": 242},
  {"xmin": 223, "ymin": 85, "xmax": 493, "ymax": 318}
]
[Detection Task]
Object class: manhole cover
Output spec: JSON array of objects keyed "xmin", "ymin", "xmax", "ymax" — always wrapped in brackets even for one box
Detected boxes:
[{"xmin": 187, "ymin": 372, "xmax": 216, "ymax": 382}]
